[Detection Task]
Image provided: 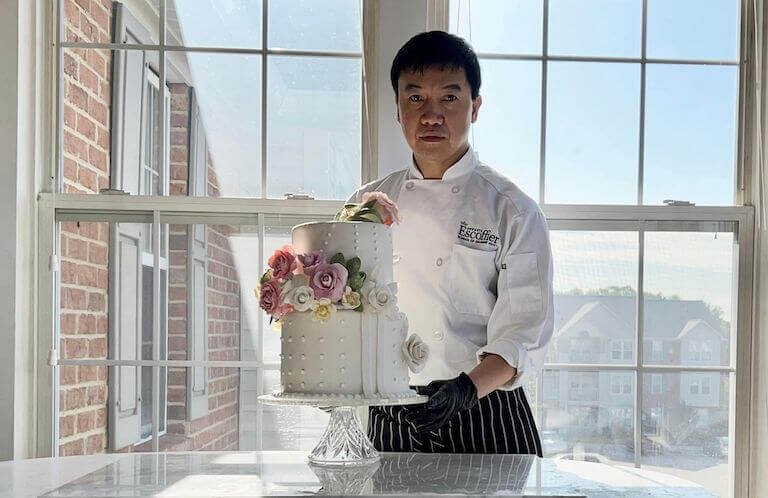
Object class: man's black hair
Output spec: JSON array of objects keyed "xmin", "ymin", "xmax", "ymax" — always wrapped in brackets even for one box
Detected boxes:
[{"xmin": 390, "ymin": 30, "xmax": 481, "ymax": 99}]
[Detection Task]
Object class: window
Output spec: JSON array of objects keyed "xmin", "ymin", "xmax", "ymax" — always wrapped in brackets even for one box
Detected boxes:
[
  {"xmin": 651, "ymin": 374, "xmax": 662, "ymax": 395},
  {"xmin": 449, "ymin": 3, "xmax": 747, "ymax": 497},
  {"xmin": 690, "ymin": 379, "xmax": 701, "ymax": 395},
  {"xmin": 611, "ymin": 374, "xmax": 633, "ymax": 395},
  {"xmin": 611, "ymin": 340, "xmax": 633, "ymax": 361},
  {"xmin": 51, "ymin": 0, "xmax": 366, "ymax": 456},
  {"xmin": 651, "ymin": 340, "xmax": 663, "ymax": 361}
]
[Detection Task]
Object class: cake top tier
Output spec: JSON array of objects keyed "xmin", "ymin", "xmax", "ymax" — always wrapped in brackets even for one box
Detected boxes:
[{"xmin": 292, "ymin": 221, "xmax": 393, "ymax": 284}]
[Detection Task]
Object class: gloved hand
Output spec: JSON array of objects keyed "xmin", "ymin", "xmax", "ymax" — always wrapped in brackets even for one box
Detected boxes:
[{"xmin": 405, "ymin": 372, "xmax": 478, "ymax": 433}]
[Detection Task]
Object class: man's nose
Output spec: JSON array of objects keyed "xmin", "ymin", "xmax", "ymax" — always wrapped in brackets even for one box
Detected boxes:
[{"xmin": 420, "ymin": 100, "xmax": 444, "ymax": 126}]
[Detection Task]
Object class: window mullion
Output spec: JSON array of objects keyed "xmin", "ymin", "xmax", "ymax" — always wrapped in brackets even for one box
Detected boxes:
[
  {"xmin": 539, "ymin": 0, "xmax": 549, "ymax": 205},
  {"xmin": 261, "ymin": 0, "xmax": 269, "ymax": 199}
]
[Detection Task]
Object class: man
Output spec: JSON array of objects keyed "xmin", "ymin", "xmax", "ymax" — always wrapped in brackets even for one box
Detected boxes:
[{"xmin": 347, "ymin": 31, "xmax": 554, "ymax": 454}]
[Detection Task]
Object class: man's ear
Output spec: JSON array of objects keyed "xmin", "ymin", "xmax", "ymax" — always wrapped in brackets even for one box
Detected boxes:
[
  {"xmin": 395, "ymin": 95, "xmax": 401, "ymax": 123},
  {"xmin": 471, "ymin": 95, "xmax": 482, "ymax": 124}
]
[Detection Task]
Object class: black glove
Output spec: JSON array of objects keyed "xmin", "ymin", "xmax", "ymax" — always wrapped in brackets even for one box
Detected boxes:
[{"xmin": 405, "ymin": 372, "xmax": 478, "ymax": 433}]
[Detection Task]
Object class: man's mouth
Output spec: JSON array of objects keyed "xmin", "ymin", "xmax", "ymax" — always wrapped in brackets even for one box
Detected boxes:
[{"xmin": 419, "ymin": 135, "xmax": 446, "ymax": 142}]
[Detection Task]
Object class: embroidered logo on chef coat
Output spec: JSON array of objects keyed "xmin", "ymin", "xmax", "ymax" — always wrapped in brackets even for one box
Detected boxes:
[{"xmin": 457, "ymin": 221, "xmax": 500, "ymax": 248}]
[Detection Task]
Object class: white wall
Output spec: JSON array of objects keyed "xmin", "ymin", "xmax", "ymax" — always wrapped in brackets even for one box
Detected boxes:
[
  {"xmin": 374, "ymin": 0, "xmax": 431, "ymax": 178},
  {"xmin": 0, "ymin": 0, "xmax": 44, "ymax": 461},
  {"xmin": 0, "ymin": 0, "xmax": 21, "ymax": 462}
]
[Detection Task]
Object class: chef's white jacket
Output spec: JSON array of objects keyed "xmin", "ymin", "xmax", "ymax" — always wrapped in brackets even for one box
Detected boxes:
[{"xmin": 347, "ymin": 147, "xmax": 554, "ymax": 390}]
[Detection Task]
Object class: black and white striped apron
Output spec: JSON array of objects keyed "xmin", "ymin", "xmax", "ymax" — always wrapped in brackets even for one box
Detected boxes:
[{"xmin": 368, "ymin": 387, "xmax": 542, "ymax": 455}]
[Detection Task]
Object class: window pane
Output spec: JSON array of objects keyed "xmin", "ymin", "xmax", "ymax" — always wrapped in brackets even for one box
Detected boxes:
[
  {"xmin": 548, "ymin": 0, "xmax": 642, "ymax": 57},
  {"xmin": 643, "ymin": 64, "xmax": 738, "ymax": 206},
  {"xmin": 267, "ymin": 56, "xmax": 361, "ymax": 200},
  {"xmin": 168, "ymin": 0, "xmax": 262, "ymax": 48},
  {"xmin": 647, "ymin": 0, "xmax": 740, "ymax": 61},
  {"xmin": 473, "ymin": 60, "xmax": 541, "ymax": 201},
  {"xmin": 181, "ymin": 53, "xmax": 263, "ymax": 197},
  {"xmin": 268, "ymin": 0, "xmax": 361, "ymax": 52},
  {"xmin": 450, "ymin": 0, "xmax": 543, "ymax": 55},
  {"xmin": 539, "ymin": 369, "xmax": 635, "ymax": 464},
  {"xmin": 549, "ymin": 231, "xmax": 639, "ymax": 365},
  {"xmin": 261, "ymin": 370, "xmax": 330, "ymax": 450},
  {"xmin": 643, "ymin": 230, "xmax": 735, "ymax": 367},
  {"xmin": 545, "ymin": 62, "xmax": 640, "ymax": 204},
  {"xmin": 262, "ymin": 227, "xmax": 292, "ymax": 364},
  {"xmin": 641, "ymin": 372, "xmax": 730, "ymax": 497}
]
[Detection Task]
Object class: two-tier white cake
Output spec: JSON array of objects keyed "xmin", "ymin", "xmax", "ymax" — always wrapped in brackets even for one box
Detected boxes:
[{"xmin": 270, "ymin": 221, "xmax": 427, "ymax": 400}]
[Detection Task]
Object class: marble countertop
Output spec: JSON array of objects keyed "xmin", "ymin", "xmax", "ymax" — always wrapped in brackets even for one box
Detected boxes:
[{"xmin": 0, "ymin": 451, "xmax": 714, "ymax": 497}]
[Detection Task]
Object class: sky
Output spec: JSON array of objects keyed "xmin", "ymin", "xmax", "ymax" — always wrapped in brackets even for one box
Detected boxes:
[{"xmin": 170, "ymin": 0, "xmax": 741, "ymax": 323}]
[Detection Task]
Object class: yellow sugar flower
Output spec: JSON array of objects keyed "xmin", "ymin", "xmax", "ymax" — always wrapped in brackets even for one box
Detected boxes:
[{"xmin": 311, "ymin": 298, "xmax": 336, "ymax": 323}]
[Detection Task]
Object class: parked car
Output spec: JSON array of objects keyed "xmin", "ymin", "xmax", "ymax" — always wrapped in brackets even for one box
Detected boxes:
[{"xmin": 540, "ymin": 430, "xmax": 569, "ymax": 455}]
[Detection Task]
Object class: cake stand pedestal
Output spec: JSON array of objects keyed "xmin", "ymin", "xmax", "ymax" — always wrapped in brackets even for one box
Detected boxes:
[{"xmin": 258, "ymin": 393, "xmax": 427, "ymax": 466}]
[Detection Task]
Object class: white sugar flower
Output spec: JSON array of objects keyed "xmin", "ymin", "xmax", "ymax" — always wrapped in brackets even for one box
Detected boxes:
[
  {"xmin": 401, "ymin": 334, "xmax": 429, "ymax": 373},
  {"xmin": 361, "ymin": 281, "xmax": 398, "ymax": 314},
  {"xmin": 340, "ymin": 286, "xmax": 362, "ymax": 309}
]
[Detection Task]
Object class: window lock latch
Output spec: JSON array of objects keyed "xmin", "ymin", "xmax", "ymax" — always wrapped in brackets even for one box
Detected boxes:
[
  {"xmin": 663, "ymin": 199, "xmax": 695, "ymax": 206},
  {"xmin": 100, "ymin": 189, "xmax": 131, "ymax": 195},
  {"xmin": 285, "ymin": 193, "xmax": 315, "ymax": 200}
]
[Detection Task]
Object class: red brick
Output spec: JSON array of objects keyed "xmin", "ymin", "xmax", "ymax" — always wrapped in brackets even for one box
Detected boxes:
[
  {"xmin": 86, "ymin": 49, "xmax": 106, "ymax": 79},
  {"xmin": 64, "ymin": 338, "xmax": 88, "ymax": 359},
  {"xmin": 167, "ymin": 387, "xmax": 185, "ymax": 403},
  {"xmin": 79, "ymin": 12, "xmax": 98, "ymax": 43},
  {"xmin": 78, "ymin": 166, "xmax": 98, "ymax": 192},
  {"xmin": 64, "ymin": 131, "xmax": 88, "ymax": 161},
  {"xmin": 170, "ymin": 183, "xmax": 187, "ymax": 196},
  {"xmin": 78, "ymin": 313, "xmax": 97, "ymax": 334},
  {"xmin": 170, "ymin": 145, "xmax": 187, "ymax": 165},
  {"xmin": 80, "ymin": 222, "xmax": 99, "ymax": 241},
  {"xmin": 88, "ymin": 337, "xmax": 107, "ymax": 358},
  {"xmin": 97, "ymin": 365, "xmax": 107, "ymax": 381},
  {"xmin": 60, "ymin": 312, "xmax": 77, "ymax": 335},
  {"xmin": 89, "ymin": 3, "xmax": 110, "ymax": 35},
  {"xmin": 63, "ymin": 235, "xmax": 87, "ymax": 260},
  {"xmin": 87, "ymin": 242, "xmax": 107, "ymax": 265},
  {"xmin": 87, "ymin": 384, "xmax": 106, "ymax": 405},
  {"xmin": 87, "ymin": 291, "xmax": 105, "ymax": 311},
  {"xmin": 85, "ymin": 433, "xmax": 105, "ymax": 455},
  {"xmin": 62, "ymin": 287, "xmax": 87, "ymax": 310},
  {"xmin": 60, "ymin": 365, "xmax": 78, "ymax": 386},
  {"xmin": 63, "ymin": 104, "xmax": 77, "ymax": 129},
  {"xmin": 76, "ymin": 263, "xmax": 98, "ymax": 287},
  {"xmin": 168, "ymin": 286, "xmax": 186, "ymax": 301},
  {"xmin": 66, "ymin": 82, "xmax": 88, "ymax": 112},
  {"xmin": 63, "ymin": 387, "xmax": 86, "ymax": 411},
  {"xmin": 76, "ymin": 411, "xmax": 95, "ymax": 432},
  {"xmin": 74, "ymin": 0, "xmax": 90, "ymax": 12},
  {"xmin": 75, "ymin": 114, "xmax": 96, "ymax": 141},
  {"xmin": 59, "ymin": 438, "xmax": 84, "ymax": 456},
  {"xmin": 170, "ymin": 164, "xmax": 188, "ymax": 181},
  {"xmin": 79, "ymin": 365, "xmax": 99, "ymax": 382},
  {"xmin": 60, "ymin": 415, "xmax": 75, "ymax": 438},
  {"xmin": 97, "ymin": 128, "xmax": 109, "ymax": 150},
  {"xmin": 97, "ymin": 316, "xmax": 108, "ymax": 334},
  {"xmin": 95, "ymin": 407, "xmax": 107, "ymax": 428},
  {"xmin": 88, "ymin": 99, "xmax": 108, "ymax": 127},
  {"xmin": 88, "ymin": 145, "xmax": 107, "ymax": 172},
  {"xmin": 97, "ymin": 269, "xmax": 108, "ymax": 288},
  {"xmin": 62, "ymin": 157, "xmax": 78, "ymax": 182}
]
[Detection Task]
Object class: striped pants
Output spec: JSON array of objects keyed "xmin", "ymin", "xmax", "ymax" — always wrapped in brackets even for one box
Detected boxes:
[{"xmin": 368, "ymin": 387, "xmax": 542, "ymax": 455}]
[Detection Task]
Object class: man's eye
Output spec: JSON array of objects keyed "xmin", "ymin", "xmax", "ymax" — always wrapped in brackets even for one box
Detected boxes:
[
  {"xmin": 444, "ymin": 95, "xmax": 458, "ymax": 102},
  {"xmin": 408, "ymin": 95, "xmax": 422, "ymax": 102}
]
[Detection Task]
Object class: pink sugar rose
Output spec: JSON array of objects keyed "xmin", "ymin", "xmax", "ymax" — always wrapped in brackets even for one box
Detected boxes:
[
  {"xmin": 274, "ymin": 302, "xmax": 294, "ymax": 320},
  {"xmin": 258, "ymin": 278, "xmax": 282, "ymax": 315},
  {"xmin": 268, "ymin": 245, "xmax": 297, "ymax": 280},
  {"xmin": 309, "ymin": 262, "xmax": 348, "ymax": 302},
  {"xmin": 362, "ymin": 191, "xmax": 401, "ymax": 225},
  {"xmin": 297, "ymin": 250, "xmax": 326, "ymax": 277}
]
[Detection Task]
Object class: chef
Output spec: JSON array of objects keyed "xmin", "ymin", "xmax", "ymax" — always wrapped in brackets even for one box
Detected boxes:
[{"xmin": 346, "ymin": 31, "xmax": 554, "ymax": 455}]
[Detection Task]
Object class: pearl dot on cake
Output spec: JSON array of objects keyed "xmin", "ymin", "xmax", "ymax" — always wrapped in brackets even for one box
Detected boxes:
[
  {"xmin": 300, "ymin": 336, "xmax": 306, "ymax": 342},
  {"xmin": 318, "ymin": 382, "xmax": 324, "ymax": 388},
  {"xmin": 340, "ymin": 383, "xmax": 345, "ymax": 388},
  {"xmin": 319, "ymin": 354, "xmax": 325, "ymax": 360},
  {"xmin": 288, "ymin": 383, "xmax": 292, "ymax": 389},
  {"xmin": 339, "ymin": 337, "xmax": 345, "ymax": 343},
  {"xmin": 319, "ymin": 336, "xmax": 324, "ymax": 343},
  {"xmin": 301, "ymin": 354, "xmax": 306, "ymax": 360},
  {"xmin": 300, "ymin": 382, "xmax": 305, "ymax": 388},
  {"xmin": 288, "ymin": 354, "xmax": 293, "ymax": 360},
  {"xmin": 339, "ymin": 353, "xmax": 345, "ymax": 359},
  {"xmin": 340, "ymin": 367, "xmax": 346, "ymax": 374},
  {"xmin": 319, "ymin": 368, "xmax": 324, "ymax": 374},
  {"xmin": 300, "ymin": 369, "xmax": 305, "ymax": 375},
  {"xmin": 287, "ymin": 336, "xmax": 293, "ymax": 343}
]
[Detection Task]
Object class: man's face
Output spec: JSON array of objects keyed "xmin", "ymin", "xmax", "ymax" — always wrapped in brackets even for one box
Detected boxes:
[{"xmin": 396, "ymin": 66, "xmax": 481, "ymax": 165}]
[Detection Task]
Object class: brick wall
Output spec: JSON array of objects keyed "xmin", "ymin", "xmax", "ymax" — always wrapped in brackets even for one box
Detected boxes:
[
  {"xmin": 60, "ymin": 2, "xmax": 241, "ymax": 454},
  {"xmin": 58, "ymin": 0, "xmax": 112, "ymax": 456}
]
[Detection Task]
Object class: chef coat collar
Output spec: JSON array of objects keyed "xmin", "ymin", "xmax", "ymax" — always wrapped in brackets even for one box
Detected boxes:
[{"xmin": 407, "ymin": 147, "xmax": 478, "ymax": 181}]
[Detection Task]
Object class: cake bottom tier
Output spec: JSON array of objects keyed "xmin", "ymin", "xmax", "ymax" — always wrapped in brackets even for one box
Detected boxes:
[{"xmin": 280, "ymin": 309, "xmax": 411, "ymax": 397}]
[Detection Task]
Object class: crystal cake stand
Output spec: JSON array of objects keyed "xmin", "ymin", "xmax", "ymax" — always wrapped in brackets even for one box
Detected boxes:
[{"xmin": 258, "ymin": 392, "xmax": 427, "ymax": 466}]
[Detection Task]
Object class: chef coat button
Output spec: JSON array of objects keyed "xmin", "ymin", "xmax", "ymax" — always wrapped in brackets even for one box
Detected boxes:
[
  {"xmin": 405, "ymin": 181, "xmax": 415, "ymax": 190},
  {"xmin": 433, "ymin": 330, "xmax": 444, "ymax": 341},
  {"xmin": 451, "ymin": 185, "xmax": 460, "ymax": 194},
  {"xmin": 436, "ymin": 257, "xmax": 443, "ymax": 267}
]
